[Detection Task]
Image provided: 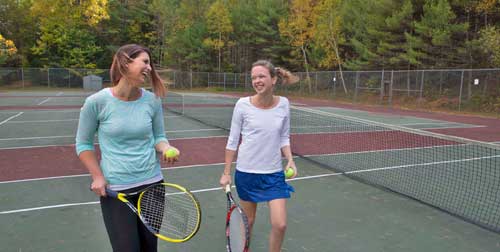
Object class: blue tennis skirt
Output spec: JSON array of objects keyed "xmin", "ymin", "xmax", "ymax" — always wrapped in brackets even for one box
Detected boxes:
[{"xmin": 235, "ymin": 170, "xmax": 295, "ymax": 203}]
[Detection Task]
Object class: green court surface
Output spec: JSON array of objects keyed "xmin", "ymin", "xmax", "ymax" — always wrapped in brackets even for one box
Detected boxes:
[
  {"xmin": 1, "ymin": 90, "xmax": 499, "ymax": 252},
  {"xmin": 1, "ymin": 160, "xmax": 500, "ymax": 252}
]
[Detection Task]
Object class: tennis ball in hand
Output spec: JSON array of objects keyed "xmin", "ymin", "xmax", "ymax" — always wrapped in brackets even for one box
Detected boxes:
[
  {"xmin": 165, "ymin": 147, "xmax": 179, "ymax": 158},
  {"xmin": 285, "ymin": 167, "xmax": 294, "ymax": 179}
]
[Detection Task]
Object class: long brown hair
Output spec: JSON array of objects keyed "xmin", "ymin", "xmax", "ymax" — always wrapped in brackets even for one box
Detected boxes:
[
  {"xmin": 110, "ymin": 44, "xmax": 167, "ymax": 97},
  {"xmin": 251, "ymin": 60, "xmax": 299, "ymax": 85}
]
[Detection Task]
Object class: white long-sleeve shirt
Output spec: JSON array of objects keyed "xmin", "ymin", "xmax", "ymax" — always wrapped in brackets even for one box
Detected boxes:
[{"xmin": 226, "ymin": 96, "xmax": 291, "ymax": 174}]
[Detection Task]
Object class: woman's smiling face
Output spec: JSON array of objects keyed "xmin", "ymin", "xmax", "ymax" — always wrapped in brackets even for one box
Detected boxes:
[{"xmin": 251, "ymin": 65, "xmax": 277, "ymax": 95}]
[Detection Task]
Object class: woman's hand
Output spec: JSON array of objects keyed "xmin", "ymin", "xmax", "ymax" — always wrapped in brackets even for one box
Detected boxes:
[
  {"xmin": 90, "ymin": 176, "xmax": 107, "ymax": 196},
  {"xmin": 285, "ymin": 159, "xmax": 298, "ymax": 179},
  {"xmin": 219, "ymin": 173, "xmax": 232, "ymax": 189},
  {"xmin": 161, "ymin": 145, "xmax": 180, "ymax": 164}
]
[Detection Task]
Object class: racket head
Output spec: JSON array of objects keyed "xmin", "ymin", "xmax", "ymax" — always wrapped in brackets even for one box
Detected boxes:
[
  {"xmin": 225, "ymin": 185, "xmax": 250, "ymax": 252},
  {"xmin": 137, "ymin": 182, "xmax": 201, "ymax": 243}
]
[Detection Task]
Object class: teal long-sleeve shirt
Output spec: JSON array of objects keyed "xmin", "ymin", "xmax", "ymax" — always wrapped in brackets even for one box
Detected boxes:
[{"xmin": 75, "ymin": 88, "xmax": 168, "ymax": 186}]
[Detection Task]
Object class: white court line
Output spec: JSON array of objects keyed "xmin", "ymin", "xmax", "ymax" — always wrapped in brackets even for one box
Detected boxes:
[
  {"xmin": 37, "ymin": 98, "xmax": 51, "ymax": 105},
  {"xmin": 0, "ymin": 112, "xmax": 23, "ymax": 126},
  {"xmin": 2, "ymin": 154, "xmax": 499, "ymax": 215},
  {"xmin": 0, "ymin": 129, "xmax": 224, "ymax": 142},
  {"xmin": 7, "ymin": 119, "xmax": 79, "ymax": 123},
  {"xmin": 0, "ymin": 135, "xmax": 75, "ymax": 141},
  {"xmin": 0, "ymin": 162, "xmax": 226, "ymax": 184},
  {"xmin": 4, "ymin": 115, "xmax": 179, "ymax": 124},
  {"xmin": 0, "ymin": 135, "xmax": 229, "ymax": 150},
  {"xmin": 0, "ymin": 145, "xmax": 491, "ymax": 184}
]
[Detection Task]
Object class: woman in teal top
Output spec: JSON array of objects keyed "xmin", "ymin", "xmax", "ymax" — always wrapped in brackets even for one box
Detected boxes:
[{"xmin": 76, "ymin": 44, "xmax": 178, "ymax": 252}]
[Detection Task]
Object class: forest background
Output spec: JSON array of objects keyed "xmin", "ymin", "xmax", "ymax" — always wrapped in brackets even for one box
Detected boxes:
[{"xmin": 1, "ymin": 0, "xmax": 500, "ymax": 73}]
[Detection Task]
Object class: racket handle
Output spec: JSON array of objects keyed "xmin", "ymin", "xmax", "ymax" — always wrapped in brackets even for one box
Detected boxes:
[
  {"xmin": 225, "ymin": 184, "xmax": 231, "ymax": 193},
  {"xmin": 105, "ymin": 188, "xmax": 118, "ymax": 198}
]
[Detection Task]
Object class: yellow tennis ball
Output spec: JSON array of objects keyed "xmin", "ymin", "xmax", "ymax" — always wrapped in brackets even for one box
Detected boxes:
[
  {"xmin": 285, "ymin": 167, "xmax": 294, "ymax": 179},
  {"xmin": 165, "ymin": 148, "xmax": 179, "ymax": 158}
]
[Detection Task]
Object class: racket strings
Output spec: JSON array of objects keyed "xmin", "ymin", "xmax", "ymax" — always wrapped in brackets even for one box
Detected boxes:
[
  {"xmin": 228, "ymin": 209, "xmax": 248, "ymax": 251},
  {"xmin": 140, "ymin": 185, "xmax": 200, "ymax": 239}
]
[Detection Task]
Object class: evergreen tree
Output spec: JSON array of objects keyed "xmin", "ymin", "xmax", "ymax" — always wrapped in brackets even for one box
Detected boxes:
[{"xmin": 408, "ymin": 0, "xmax": 468, "ymax": 68}]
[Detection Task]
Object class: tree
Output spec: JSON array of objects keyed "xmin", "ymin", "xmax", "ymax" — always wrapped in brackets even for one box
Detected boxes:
[
  {"xmin": 478, "ymin": 26, "xmax": 500, "ymax": 67},
  {"xmin": 279, "ymin": 0, "xmax": 316, "ymax": 92},
  {"xmin": 30, "ymin": 0, "xmax": 109, "ymax": 68},
  {"xmin": 0, "ymin": 0, "xmax": 38, "ymax": 66},
  {"xmin": 228, "ymin": 0, "xmax": 290, "ymax": 72},
  {"xmin": 408, "ymin": 0, "xmax": 468, "ymax": 68},
  {"xmin": 204, "ymin": 0, "xmax": 234, "ymax": 72},
  {"xmin": 150, "ymin": 0, "xmax": 179, "ymax": 66},
  {"xmin": 0, "ymin": 34, "xmax": 18, "ymax": 66},
  {"xmin": 311, "ymin": 0, "xmax": 347, "ymax": 93}
]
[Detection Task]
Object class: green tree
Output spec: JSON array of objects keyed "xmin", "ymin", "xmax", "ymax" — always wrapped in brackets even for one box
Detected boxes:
[
  {"xmin": 30, "ymin": 0, "xmax": 109, "ymax": 68},
  {"xmin": 204, "ymin": 0, "xmax": 234, "ymax": 72},
  {"xmin": 229, "ymin": 0, "xmax": 290, "ymax": 72},
  {"xmin": 478, "ymin": 26, "xmax": 500, "ymax": 67},
  {"xmin": 342, "ymin": 0, "xmax": 415, "ymax": 70},
  {"xmin": 408, "ymin": 0, "xmax": 468, "ymax": 68},
  {"xmin": 150, "ymin": 0, "xmax": 180, "ymax": 66},
  {"xmin": 0, "ymin": 0, "xmax": 38, "ymax": 66},
  {"xmin": 162, "ymin": 0, "xmax": 211, "ymax": 71}
]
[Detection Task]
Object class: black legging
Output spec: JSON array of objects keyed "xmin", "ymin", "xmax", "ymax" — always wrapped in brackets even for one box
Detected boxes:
[{"xmin": 100, "ymin": 182, "xmax": 162, "ymax": 252}]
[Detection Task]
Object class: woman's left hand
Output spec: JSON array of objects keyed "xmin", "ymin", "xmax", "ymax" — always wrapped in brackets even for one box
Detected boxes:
[{"xmin": 285, "ymin": 159, "xmax": 298, "ymax": 179}]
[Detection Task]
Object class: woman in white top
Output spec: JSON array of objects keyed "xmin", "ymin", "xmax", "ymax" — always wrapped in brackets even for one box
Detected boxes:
[{"xmin": 219, "ymin": 60, "xmax": 298, "ymax": 252}]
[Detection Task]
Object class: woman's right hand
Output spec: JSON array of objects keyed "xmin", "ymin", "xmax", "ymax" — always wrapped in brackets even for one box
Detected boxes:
[
  {"xmin": 90, "ymin": 176, "xmax": 107, "ymax": 196},
  {"xmin": 219, "ymin": 173, "xmax": 231, "ymax": 189}
]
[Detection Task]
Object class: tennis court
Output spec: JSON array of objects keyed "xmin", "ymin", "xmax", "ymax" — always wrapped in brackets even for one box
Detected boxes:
[{"xmin": 1, "ymin": 90, "xmax": 499, "ymax": 252}]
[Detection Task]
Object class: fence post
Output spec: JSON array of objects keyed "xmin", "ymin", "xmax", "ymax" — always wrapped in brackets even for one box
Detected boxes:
[
  {"xmin": 68, "ymin": 68, "xmax": 71, "ymax": 88},
  {"xmin": 379, "ymin": 69, "xmax": 385, "ymax": 104},
  {"xmin": 332, "ymin": 71, "xmax": 337, "ymax": 97},
  {"xmin": 406, "ymin": 70, "xmax": 410, "ymax": 96},
  {"xmin": 389, "ymin": 70, "xmax": 394, "ymax": 105},
  {"xmin": 354, "ymin": 71, "xmax": 359, "ymax": 103},
  {"xmin": 21, "ymin": 68, "xmax": 25, "ymax": 89},
  {"xmin": 190, "ymin": 71, "xmax": 193, "ymax": 90},
  {"xmin": 314, "ymin": 72, "xmax": 318, "ymax": 94},
  {"xmin": 419, "ymin": 70, "xmax": 425, "ymax": 101},
  {"xmin": 245, "ymin": 73, "xmax": 248, "ymax": 91},
  {"xmin": 459, "ymin": 70, "xmax": 464, "ymax": 111},
  {"xmin": 173, "ymin": 71, "xmax": 176, "ymax": 88}
]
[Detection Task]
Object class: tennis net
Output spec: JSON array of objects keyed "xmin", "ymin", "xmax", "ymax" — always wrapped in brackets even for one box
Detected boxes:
[{"xmin": 165, "ymin": 92, "xmax": 500, "ymax": 233}]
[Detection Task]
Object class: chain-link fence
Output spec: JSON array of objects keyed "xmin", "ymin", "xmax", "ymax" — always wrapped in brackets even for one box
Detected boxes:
[
  {"xmin": 0, "ymin": 67, "xmax": 110, "ymax": 89},
  {"xmin": 1, "ymin": 67, "xmax": 499, "ymax": 114},
  {"xmin": 157, "ymin": 69, "xmax": 500, "ymax": 115}
]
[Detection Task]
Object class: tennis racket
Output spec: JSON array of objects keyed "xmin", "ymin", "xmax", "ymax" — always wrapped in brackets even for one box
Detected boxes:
[
  {"xmin": 105, "ymin": 182, "xmax": 201, "ymax": 243},
  {"xmin": 225, "ymin": 184, "xmax": 250, "ymax": 252}
]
